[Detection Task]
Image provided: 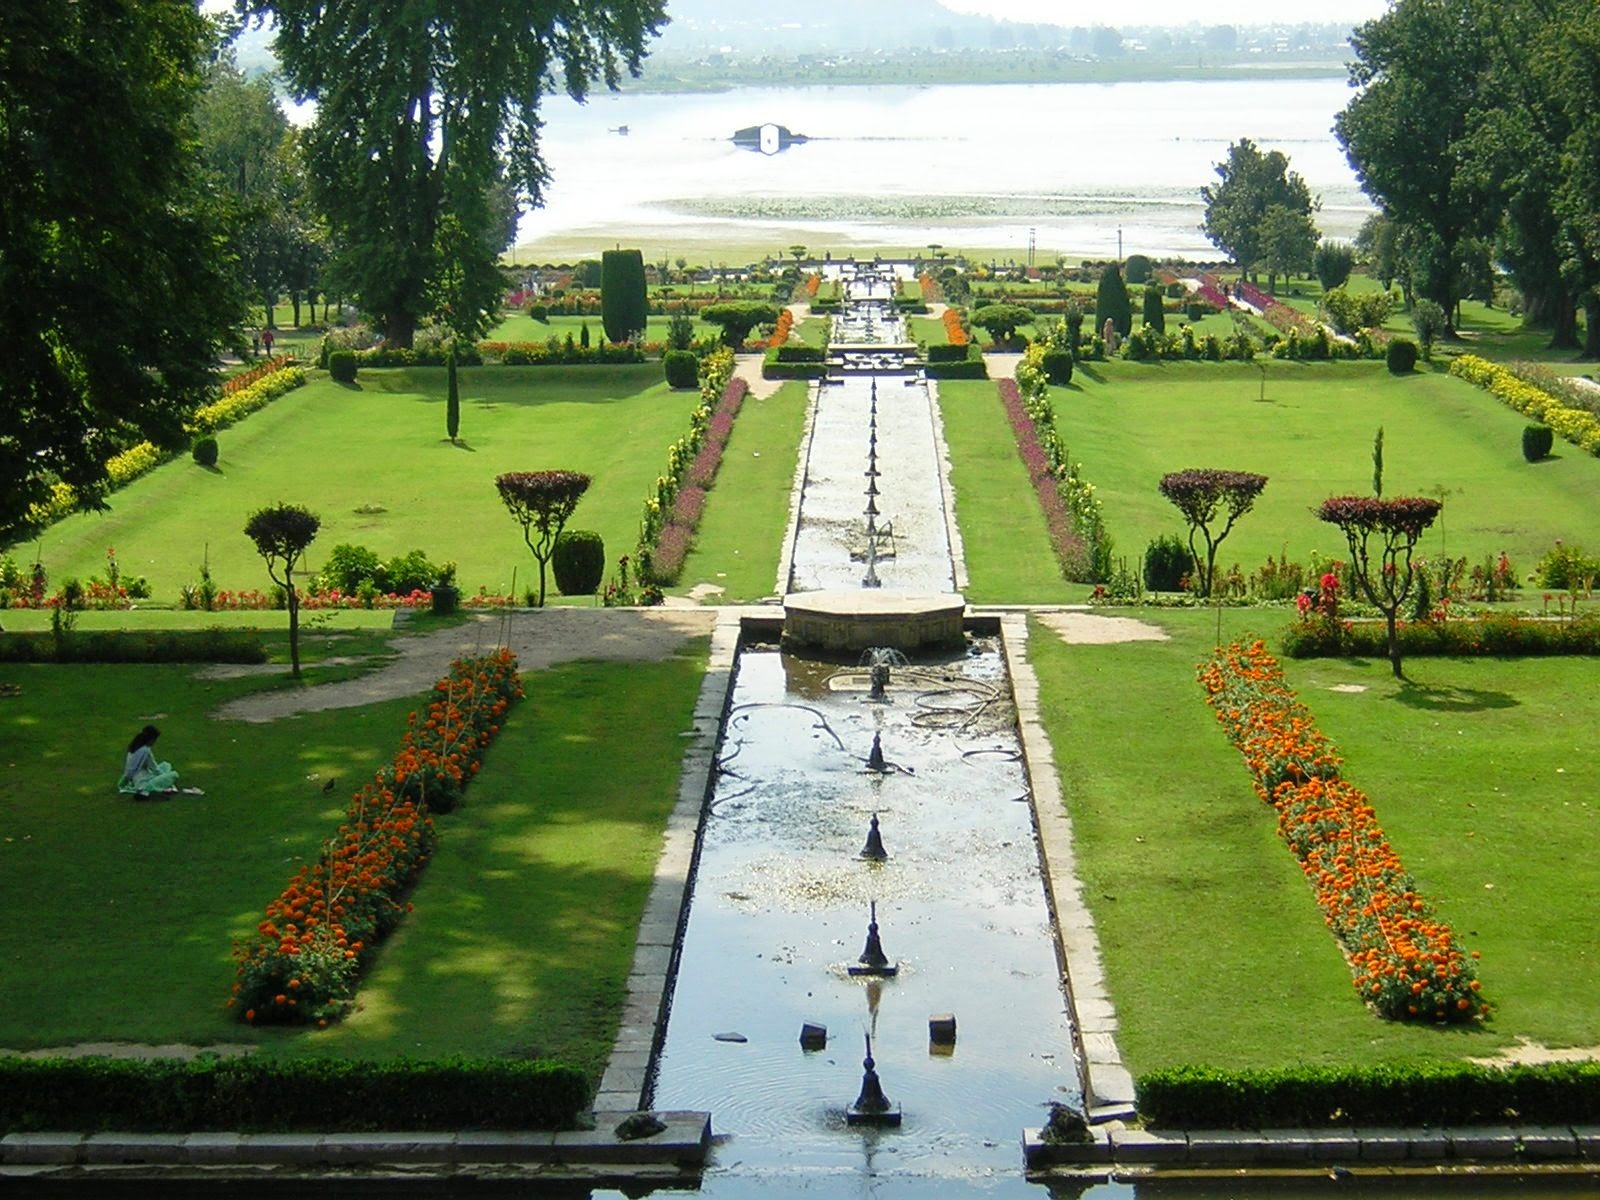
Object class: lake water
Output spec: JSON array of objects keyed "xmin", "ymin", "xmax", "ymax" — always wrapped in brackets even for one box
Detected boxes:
[{"xmin": 516, "ymin": 78, "xmax": 1374, "ymax": 260}]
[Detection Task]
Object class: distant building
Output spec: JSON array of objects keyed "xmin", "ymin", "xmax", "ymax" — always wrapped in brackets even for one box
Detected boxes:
[{"xmin": 731, "ymin": 123, "xmax": 809, "ymax": 155}]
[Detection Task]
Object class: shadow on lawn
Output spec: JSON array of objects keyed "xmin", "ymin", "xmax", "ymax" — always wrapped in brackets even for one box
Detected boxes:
[{"xmin": 1390, "ymin": 680, "xmax": 1519, "ymax": 713}]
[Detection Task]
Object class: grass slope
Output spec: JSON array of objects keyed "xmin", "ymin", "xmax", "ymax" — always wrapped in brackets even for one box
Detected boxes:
[
  {"xmin": 30, "ymin": 367, "xmax": 698, "ymax": 603},
  {"xmin": 0, "ymin": 646, "xmax": 708, "ymax": 1073},
  {"xmin": 675, "ymin": 382, "xmax": 809, "ymax": 602},
  {"xmin": 938, "ymin": 380, "xmax": 1078, "ymax": 604},
  {"xmin": 1031, "ymin": 606, "xmax": 1600, "ymax": 1072},
  {"xmin": 1053, "ymin": 360, "xmax": 1600, "ymax": 576}
]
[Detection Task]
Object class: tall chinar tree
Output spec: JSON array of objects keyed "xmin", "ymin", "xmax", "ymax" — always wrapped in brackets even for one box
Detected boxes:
[
  {"xmin": 0, "ymin": 1, "xmax": 244, "ymax": 544},
  {"xmin": 1334, "ymin": 0, "xmax": 1495, "ymax": 338},
  {"xmin": 246, "ymin": 1, "xmax": 668, "ymax": 349},
  {"xmin": 1199, "ymin": 138, "xmax": 1316, "ymax": 285}
]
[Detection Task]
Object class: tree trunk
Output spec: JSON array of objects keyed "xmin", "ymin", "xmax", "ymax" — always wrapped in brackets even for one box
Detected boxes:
[
  {"xmin": 264, "ymin": 293, "xmax": 276, "ymax": 330},
  {"xmin": 1549, "ymin": 293, "xmax": 1579, "ymax": 350},
  {"xmin": 286, "ymin": 569, "xmax": 301, "ymax": 679},
  {"xmin": 1584, "ymin": 297, "xmax": 1600, "ymax": 361},
  {"xmin": 290, "ymin": 293, "xmax": 302, "ymax": 327},
  {"xmin": 1385, "ymin": 608, "xmax": 1402, "ymax": 679},
  {"xmin": 385, "ymin": 310, "xmax": 417, "ymax": 349}
]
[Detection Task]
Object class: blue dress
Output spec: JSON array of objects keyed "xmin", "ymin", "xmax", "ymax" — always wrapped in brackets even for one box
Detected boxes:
[{"xmin": 118, "ymin": 745, "xmax": 179, "ymax": 795}]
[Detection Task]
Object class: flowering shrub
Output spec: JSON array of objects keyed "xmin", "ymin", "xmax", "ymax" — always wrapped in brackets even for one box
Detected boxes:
[
  {"xmin": 919, "ymin": 272, "xmax": 938, "ymax": 301},
  {"xmin": 1198, "ymin": 641, "xmax": 1485, "ymax": 1023},
  {"xmin": 1236, "ymin": 279, "xmax": 1321, "ymax": 339},
  {"xmin": 943, "ymin": 307, "xmax": 969, "ymax": 347},
  {"xmin": 1194, "ymin": 273, "xmax": 1234, "ymax": 312},
  {"xmin": 233, "ymin": 650, "xmax": 522, "ymax": 1024},
  {"xmin": 190, "ymin": 366, "xmax": 306, "ymax": 433},
  {"xmin": 222, "ymin": 354, "xmax": 299, "ymax": 397},
  {"xmin": 635, "ymin": 347, "xmax": 746, "ymax": 586},
  {"xmin": 804, "ymin": 272, "xmax": 821, "ymax": 298},
  {"xmin": 1010, "ymin": 347, "xmax": 1110, "ymax": 581},
  {"xmin": 1450, "ymin": 355, "xmax": 1600, "ymax": 455},
  {"xmin": 997, "ymin": 378, "xmax": 1097, "ymax": 582},
  {"xmin": 768, "ymin": 307, "xmax": 795, "ymax": 349}
]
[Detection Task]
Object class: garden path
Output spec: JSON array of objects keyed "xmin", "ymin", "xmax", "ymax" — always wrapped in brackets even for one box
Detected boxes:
[
  {"xmin": 732, "ymin": 351, "xmax": 785, "ymax": 399},
  {"xmin": 212, "ymin": 607, "xmax": 716, "ymax": 724}
]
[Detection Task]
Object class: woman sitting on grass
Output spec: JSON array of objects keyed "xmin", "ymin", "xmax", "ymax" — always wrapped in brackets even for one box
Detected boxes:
[{"xmin": 117, "ymin": 724, "xmax": 180, "ymax": 797}]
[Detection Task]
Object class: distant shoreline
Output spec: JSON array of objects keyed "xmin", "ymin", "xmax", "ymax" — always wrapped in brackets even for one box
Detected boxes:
[{"xmin": 617, "ymin": 61, "xmax": 1350, "ymax": 95}]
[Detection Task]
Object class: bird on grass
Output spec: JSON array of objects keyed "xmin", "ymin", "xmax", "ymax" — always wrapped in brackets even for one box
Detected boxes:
[{"xmin": 322, "ymin": 777, "xmax": 337, "ymax": 794}]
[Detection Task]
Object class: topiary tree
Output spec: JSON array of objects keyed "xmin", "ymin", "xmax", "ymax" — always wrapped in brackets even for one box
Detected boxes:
[
  {"xmin": 663, "ymin": 349, "xmax": 698, "ymax": 389},
  {"xmin": 601, "ymin": 249, "xmax": 648, "ymax": 344},
  {"xmin": 1316, "ymin": 495, "xmax": 1442, "ymax": 678},
  {"xmin": 1522, "ymin": 424, "xmax": 1554, "ymax": 462},
  {"xmin": 1095, "ymin": 265, "xmax": 1132, "ymax": 338},
  {"xmin": 1040, "ymin": 348, "xmax": 1074, "ymax": 385},
  {"xmin": 969, "ymin": 303, "xmax": 1033, "ymax": 346},
  {"xmin": 192, "ymin": 436, "xmax": 219, "ymax": 468},
  {"xmin": 701, "ymin": 301, "xmax": 780, "ymax": 348},
  {"xmin": 495, "ymin": 470, "xmax": 592, "ymax": 606},
  {"xmin": 552, "ymin": 530, "xmax": 606, "ymax": 595},
  {"xmin": 1142, "ymin": 282, "xmax": 1165, "ymax": 333},
  {"xmin": 1386, "ymin": 338, "xmax": 1418, "ymax": 374},
  {"xmin": 1157, "ymin": 469, "xmax": 1268, "ymax": 598},
  {"xmin": 243, "ymin": 503, "xmax": 320, "ymax": 677},
  {"xmin": 1124, "ymin": 253, "xmax": 1153, "ymax": 284},
  {"xmin": 1411, "ymin": 299, "xmax": 1446, "ymax": 360}
]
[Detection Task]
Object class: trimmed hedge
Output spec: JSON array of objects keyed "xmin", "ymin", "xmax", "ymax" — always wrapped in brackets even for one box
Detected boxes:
[
  {"xmin": 1283, "ymin": 613, "xmax": 1600, "ymax": 659},
  {"xmin": 925, "ymin": 345, "xmax": 988, "ymax": 380},
  {"xmin": 926, "ymin": 343, "xmax": 974, "ymax": 364},
  {"xmin": 0, "ymin": 629, "xmax": 266, "ymax": 664},
  {"xmin": 1523, "ymin": 424, "xmax": 1554, "ymax": 462},
  {"xmin": 774, "ymin": 344, "xmax": 825, "ymax": 363},
  {"xmin": 328, "ymin": 351, "xmax": 358, "ymax": 383},
  {"xmin": 1138, "ymin": 1062, "xmax": 1600, "ymax": 1130},
  {"xmin": 0, "ymin": 1056, "xmax": 589, "ymax": 1132},
  {"xmin": 663, "ymin": 350, "xmax": 699, "ymax": 389},
  {"xmin": 761, "ymin": 347, "xmax": 826, "ymax": 380},
  {"xmin": 1386, "ymin": 338, "xmax": 1418, "ymax": 374}
]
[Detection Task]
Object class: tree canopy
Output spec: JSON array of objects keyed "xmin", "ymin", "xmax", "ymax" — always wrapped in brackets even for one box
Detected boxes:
[
  {"xmin": 1316, "ymin": 495, "xmax": 1442, "ymax": 678},
  {"xmin": 969, "ymin": 303, "xmax": 1033, "ymax": 345},
  {"xmin": 1158, "ymin": 469, "xmax": 1268, "ymax": 598},
  {"xmin": 495, "ymin": 471, "xmax": 592, "ymax": 607},
  {"xmin": 247, "ymin": 0, "xmax": 667, "ymax": 347},
  {"xmin": 0, "ymin": 2, "xmax": 243, "ymax": 544},
  {"xmin": 1200, "ymin": 139, "xmax": 1317, "ymax": 283},
  {"xmin": 701, "ymin": 302, "xmax": 780, "ymax": 348}
]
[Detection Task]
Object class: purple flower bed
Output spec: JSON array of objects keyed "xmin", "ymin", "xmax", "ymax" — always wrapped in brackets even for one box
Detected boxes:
[
  {"xmin": 641, "ymin": 376, "xmax": 751, "ymax": 585},
  {"xmin": 1195, "ymin": 273, "xmax": 1233, "ymax": 311},
  {"xmin": 997, "ymin": 380, "xmax": 1090, "ymax": 578}
]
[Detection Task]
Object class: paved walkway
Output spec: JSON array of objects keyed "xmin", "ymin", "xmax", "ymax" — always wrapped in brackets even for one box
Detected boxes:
[{"xmin": 213, "ymin": 608, "xmax": 715, "ymax": 724}]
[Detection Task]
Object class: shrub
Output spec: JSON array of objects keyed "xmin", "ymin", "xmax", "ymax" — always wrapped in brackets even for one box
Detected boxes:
[
  {"xmin": 1124, "ymin": 254, "xmax": 1153, "ymax": 284},
  {"xmin": 775, "ymin": 345, "xmax": 825, "ymax": 363},
  {"xmin": 927, "ymin": 343, "xmax": 974, "ymax": 364},
  {"xmin": 1095, "ymin": 264, "xmax": 1133, "ymax": 338},
  {"xmin": 328, "ymin": 351, "xmax": 358, "ymax": 384},
  {"xmin": 1313, "ymin": 240, "xmax": 1355, "ymax": 291},
  {"xmin": 552, "ymin": 530, "xmax": 606, "ymax": 596},
  {"xmin": 663, "ymin": 350, "xmax": 699, "ymax": 389},
  {"xmin": 1412, "ymin": 299, "xmax": 1447, "ymax": 357},
  {"xmin": 382, "ymin": 548, "xmax": 444, "ymax": 595},
  {"xmin": 191, "ymin": 436, "xmax": 218, "ymax": 467},
  {"xmin": 1533, "ymin": 542, "xmax": 1600, "ymax": 590},
  {"xmin": 1523, "ymin": 424, "xmax": 1555, "ymax": 462},
  {"xmin": 1143, "ymin": 534, "xmax": 1189, "ymax": 591},
  {"xmin": 0, "ymin": 629, "xmax": 266, "ymax": 664},
  {"xmin": 1385, "ymin": 339, "xmax": 1417, "ymax": 374},
  {"xmin": 321, "ymin": 543, "xmax": 383, "ymax": 592},
  {"xmin": 1141, "ymin": 283, "xmax": 1165, "ymax": 334},
  {"xmin": 1137, "ymin": 1061, "xmax": 1600, "ymax": 1130},
  {"xmin": 924, "ymin": 346, "xmax": 988, "ymax": 379},
  {"xmin": 1283, "ymin": 613, "xmax": 1600, "ymax": 659},
  {"xmin": 1040, "ymin": 348, "xmax": 1074, "ymax": 386}
]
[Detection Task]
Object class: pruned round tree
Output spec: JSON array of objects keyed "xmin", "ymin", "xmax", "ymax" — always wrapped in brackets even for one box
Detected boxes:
[
  {"xmin": 495, "ymin": 471, "xmax": 592, "ymax": 606},
  {"xmin": 243, "ymin": 503, "xmax": 320, "ymax": 677},
  {"xmin": 1157, "ymin": 469, "xmax": 1269, "ymax": 597},
  {"xmin": 601, "ymin": 249, "xmax": 648, "ymax": 344},
  {"xmin": 1316, "ymin": 495, "xmax": 1442, "ymax": 678},
  {"xmin": 969, "ymin": 303, "xmax": 1033, "ymax": 346},
  {"xmin": 700, "ymin": 302, "xmax": 780, "ymax": 349}
]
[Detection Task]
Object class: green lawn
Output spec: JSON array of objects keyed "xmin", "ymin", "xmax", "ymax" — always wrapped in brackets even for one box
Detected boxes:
[
  {"xmin": 27, "ymin": 366, "xmax": 699, "ymax": 604},
  {"xmin": 487, "ymin": 312, "xmax": 719, "ymax": 345},
  {"xmin": 0, "ymin": 644, "xmax": 708, "ymax": 1077},
  {"xmin": 937, "ymin": 380, "xmax": 1079, "ymax": 605},
  {"xmin": 675, "ymin": 382, "xmax": 809, "ymax": 602},
  {"xmin": 1051, "ymin": 359, "xmax": 1600, "ymax": 576},
  {"xmin": 1032, "ymin": 606, "xmax": 1600, "ymax": 1072}
]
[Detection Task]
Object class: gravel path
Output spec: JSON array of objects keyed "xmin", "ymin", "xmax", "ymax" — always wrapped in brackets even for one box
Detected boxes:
[{"xmin": 214, "ymin": 608, "xmax": 716, "ymax": 724}]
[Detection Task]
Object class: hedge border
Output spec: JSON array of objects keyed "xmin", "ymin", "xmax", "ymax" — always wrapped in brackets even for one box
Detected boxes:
[
  {"xmin": 0, "ymin": 629, "xmax": 266, "ymax": 664},
  {"xmin": 0, "ymin": 1056, "xmax": 588, "ymax": 1133},
  {"xmin": 1138, "ymin": 1061, "xmax": 1600, "ymax": 1130}
]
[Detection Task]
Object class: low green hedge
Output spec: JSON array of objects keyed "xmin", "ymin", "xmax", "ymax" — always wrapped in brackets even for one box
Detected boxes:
[
  {"xmin": 926, "ymin": 343, "xmax": 974, "ymax": 364},
  {"xmin": 0, "ymin": 1056, "xmax": 589, "ymax": 1132},
  {"xmin": 925, "ymin": 345, "xmax": 987, "ymax": 380},
  {"xmin": 1138, "ymin": 1062, "xmax": 1600, "ymax": 1129},
  {"xmin": 774, "ymin": 344, "xmax": 825, "ymax": 363},
  {"xmin": 894, "ymin": 298, "xmax": 930, "ymax": 314},
  {"xmin": 0, "ymin": 629, "xmax": 267, "ymax": 664},
  {"xmin": 1282, "ymin": 614, "xmax": 1600, "ymax": 659},
  {"xmin": 761, "ymin": 348, "xmax": 827, "ymax": 380},
  {"xmin": 810, "ymin": 297, "xmax": 842, "ymax": 313}
]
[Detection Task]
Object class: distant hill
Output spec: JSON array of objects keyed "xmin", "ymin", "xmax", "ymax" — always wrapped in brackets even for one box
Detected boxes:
[{"xmin": 656, "ymin": 0, "xmax": 1002, "ymax": 51}]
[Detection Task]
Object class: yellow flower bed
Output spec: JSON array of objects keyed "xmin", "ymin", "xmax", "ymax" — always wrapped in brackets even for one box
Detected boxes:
[{"xmin": 1449, "ymin": 355, "xmax": 1600, "ymax": 454}]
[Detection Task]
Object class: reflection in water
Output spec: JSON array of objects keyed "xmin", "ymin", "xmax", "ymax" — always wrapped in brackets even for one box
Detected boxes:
[{"xmin": 652, "ymin": 644, "xmax": 1079, "ymax": 1195}]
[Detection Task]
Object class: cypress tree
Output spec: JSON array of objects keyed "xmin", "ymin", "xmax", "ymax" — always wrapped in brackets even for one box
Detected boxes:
[
  {"xmin": 1142, "ymin": 282, "xmax": 1166, "ymax": 333},
  {"xmin": 600, "ymin": 249, "xmax": 648, "ymax": 344},
  {"xmin": 1096, "ymin": 265, "xmax": 1133, "ymax": 338}
]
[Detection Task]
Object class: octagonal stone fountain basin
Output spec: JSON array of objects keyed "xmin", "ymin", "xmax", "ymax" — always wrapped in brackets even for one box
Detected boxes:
[{"xmin": 783, "ymin": 591, "xmax": 966, "ymax": 653}]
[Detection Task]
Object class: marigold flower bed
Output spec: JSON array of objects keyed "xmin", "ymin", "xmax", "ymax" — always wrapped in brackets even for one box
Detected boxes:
[
  {"xmin": 1198, "ymin": 640, "xmax": 1485, "ymax": 1023},
  {"xmin": 232, "ymin": 649, "xmax": 522, "ymax": 1025}
]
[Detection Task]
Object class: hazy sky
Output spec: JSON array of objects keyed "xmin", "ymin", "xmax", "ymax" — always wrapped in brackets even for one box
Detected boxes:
[{"xmin": 937, "ymin": 0, "xmax": 1391, "ymax": 24}]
